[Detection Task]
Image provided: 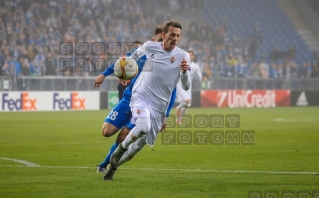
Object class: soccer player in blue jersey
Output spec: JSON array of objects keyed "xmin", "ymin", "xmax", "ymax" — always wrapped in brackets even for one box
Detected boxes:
[{"xmin": 93, "ymin": 26, "xmax": 176, "ymax": 174}]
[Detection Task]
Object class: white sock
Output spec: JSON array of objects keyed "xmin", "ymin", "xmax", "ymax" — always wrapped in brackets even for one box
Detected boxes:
[
  {"xmin": 180, "ymin": 106, "xmax": 187, "ymax": 117},
  {"xmin": 121, "ymin": 117, "xmax": 151, "ymax": 149},
  {"xmin": 176, "ymin": 101, "xmax": 187, "ymax": 111},
  {"xmin": 118, "ymin": 137, "xmax": 146, "ymax": 166}
]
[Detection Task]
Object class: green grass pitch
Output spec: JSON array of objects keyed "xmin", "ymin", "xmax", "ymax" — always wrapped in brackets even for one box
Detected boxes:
[{"xmin": 0, "ymin": 107, "xmax": 319, "ymax": 198}]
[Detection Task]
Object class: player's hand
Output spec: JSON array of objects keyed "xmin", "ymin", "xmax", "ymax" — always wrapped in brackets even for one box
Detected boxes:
[
  {"xmin": 118, "ymin": 79, "xmax": 131, "ymax": 86},
  {"xmin": 160, "ymin": 118, "xmax": 167, "ymax": 132},
  {"xmin": 94, "ymin": 74, "xmax": 105, "ymax": 88},
  {"xmin": 180, "ymin": 59, "xmax": 189, "ymax": 73}
]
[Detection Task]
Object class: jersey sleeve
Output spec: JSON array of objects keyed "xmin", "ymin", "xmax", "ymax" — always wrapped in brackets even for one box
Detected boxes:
[
  {"xmin": 101, "ymin": 47, "xmax": 140, "ymax": 77},
  {"xmin": 102, "ymin": 62, "xmax": 115, "ymax": 77},
  {"xmin": 129, "ymin": 41, "xmax": 149, "ymax": 61},
  {"xmin": 126, "ymin": 47, "xmax": 138, "ymax": 57},
  {"xmin": 180, "ymin": 52, "xmax": 191, "ymax": 91},
  {"xmin": 166, "ymin": 87, "xmax": 177, "ymax": 117}
]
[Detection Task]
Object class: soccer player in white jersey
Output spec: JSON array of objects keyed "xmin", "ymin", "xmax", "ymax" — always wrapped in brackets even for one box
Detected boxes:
[
  {"xmin": 175, "ymin": 50, "xmax": 202, "ymax": 125},
  {"xmin": 103, "ymin": 20, "xmax": 190, "ymax": 180},
  {"xmin": 94, "ymin": 27, "xmax": 166, "ymax": 174}
]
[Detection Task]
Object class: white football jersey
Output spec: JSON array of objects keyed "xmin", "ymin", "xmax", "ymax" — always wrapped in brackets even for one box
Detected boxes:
[
  {"xmin": 189, "ymin": 62, "xmax": 202, "ymax": 81},
  {"xmin": 130, "ymin": 41, "xmax": 190, "ymax": 112},
  {"xmin": 177, "ymin": 61, "xmax": 202, "ymax": 87},
  {"xmin": 176, "ymin": 61, "xmax": 202, "ymax": 102}
]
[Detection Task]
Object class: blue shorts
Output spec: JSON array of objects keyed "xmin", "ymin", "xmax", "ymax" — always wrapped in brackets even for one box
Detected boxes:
[
  {"xmin": 126, "ymin": 122, "xmax": 135, "ymax": 130},
  {"xmin": 104, "ymin": 99, "xmax": 135, "ymax": 130}
]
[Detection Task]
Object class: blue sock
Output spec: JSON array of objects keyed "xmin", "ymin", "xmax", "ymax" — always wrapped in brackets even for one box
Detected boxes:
[{"xmin": 99, "ymin": 142, "xmax": 119, "ymax": 168}]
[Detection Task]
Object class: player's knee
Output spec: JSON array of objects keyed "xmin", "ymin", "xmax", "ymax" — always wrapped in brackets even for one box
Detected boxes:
[
  {"xmin": 139, "ymin": 120, "xmax": 151, "ymax": 135},
  {"xmin": 116, "ymin": 127, "xmax": 130, "ymax": 142},
  {"xmin": 102, "ymin": 128, "xmax": 112, "ymax": 137},
  {"xmin": 102, "ymin": 124, "xmax": 118, "ymax": 137}
]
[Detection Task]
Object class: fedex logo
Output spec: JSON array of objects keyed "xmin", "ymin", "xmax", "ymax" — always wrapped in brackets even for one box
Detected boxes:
[
  {"xmin": 53, "ymin": 92, "xmax": 86, "ymax": 110},
  {"xmin": 2, "ymin": 93, "xmax": 37, "ymax": 111}
]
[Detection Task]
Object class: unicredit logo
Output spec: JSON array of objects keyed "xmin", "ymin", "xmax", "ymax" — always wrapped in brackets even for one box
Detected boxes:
[{"xmin": 218, "ymin": 90, "xmax": 276, "ymax": 108}]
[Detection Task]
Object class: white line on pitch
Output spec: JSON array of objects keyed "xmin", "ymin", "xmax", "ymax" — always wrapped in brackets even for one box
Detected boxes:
[
  {"xmin": 274, "ymin": 117, "xmax": 319, "ymax": 123},
  {"xmin": 0, "ymin": 165, "xmax": 318, "ymax": 176},
  {"xmin": 0, "ymin": 157, "xmax": 40, "ymax": 167}
]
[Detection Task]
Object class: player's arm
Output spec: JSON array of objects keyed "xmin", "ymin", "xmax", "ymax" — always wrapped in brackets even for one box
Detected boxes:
[
  {"xmin": 102, "ymin": 62, "xmax": 115, "ymax": 77},
  {"xmin": 128, "ymin": 41, "xmax": 149, "ymax": 61},
  {"xmin": 94, "ymin": 47, "xmax": 140, "ymax": 88},
  {"xmin": 180, "ymin": 70, "xmax": 190, "ymax": 91},
  {"xmin": 93, "ymin": 62, "xmax": 117, "ymax": 88},
  {"xmin": 180, "ymin": 55, "xmax": 191, "ymax": 91}
]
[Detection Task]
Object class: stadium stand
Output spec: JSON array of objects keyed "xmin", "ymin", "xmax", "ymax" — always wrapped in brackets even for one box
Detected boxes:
[{"xmin": 0, "ymin": 0, "xmax": 318, "ymax": 91}]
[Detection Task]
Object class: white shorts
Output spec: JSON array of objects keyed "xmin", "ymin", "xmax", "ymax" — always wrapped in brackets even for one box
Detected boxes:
[
  {"xmin": 176, "ymin": 79, "xmax": 192, "ymax": 103},
  {"xmin": 176, "ymin": 88, "xmax": 191, "ymax": 107},
  {"xmin": 130, "ymin": 96, "xmax": 165, "ymax": 146}
]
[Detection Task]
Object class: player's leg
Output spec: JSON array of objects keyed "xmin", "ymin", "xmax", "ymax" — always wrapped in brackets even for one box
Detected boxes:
[
  {"xmin": 103, "ymin": 109, "xmax": 164, "ymax": 180},
  {"xmin": 117, "ymin": 116, "xmax": 163, "ymax": 167},
  {"xmin": 98, "ymin": 125, "xmax": 132, "ymax": 173},
  {"xmin": 103, "ymin": 137, "xmax": 146, "ymax": 180},
  {"xmin": 97, "ymin": 100, "xmax": 131, "ymax": 172},
  {"xmin": 179, "ymin": 99, "xmax": 190, "ymax": 118},
  {"xmin": 97, "ymin": 122, "xmax": 121, "ymax": 172},
  {"xmin": 176, "ymin": 89, "xmax": 191, "ymax": 125},
  {"xmin": 111, "ymin": 116, "xmax": 151, "ymax": 166},
  {"xmin": 103, "ymin": 98, "xmax": 151, "ymax": 180},
  {"xmin": 176, "ymin": 100, "xmax": 188, "ymax": 112},
  {"xmin": 97, "ymin": 141, "xmax": 118, "ymax": 173},
  {"xmin": 103, "ymin": 117, "xmax": 150, "ymax": 180},
  {"xmin": 98, "ymin": 116, "xmax": 134, "ymax": 172},
  {"xmin": 176, "ymin": 99, "xmax": 190, "ymax": 124},
  {"xmin": 101, "ymin": 122, "xmax": 119, "ymax": 137},
  {"xmin": 117, "ymin": 137, "xmax": 146, "ymax": 166},
  {"xmin": 101, "ymin": 100, "xmax": 131, "ymax": 138},
  {"xmin": 115, "ymin": 125, "xmax": 132, "ymax": 144},
  {"xmin": 101, "ymin": 103, "xmax": 128, "ymax": 137}
]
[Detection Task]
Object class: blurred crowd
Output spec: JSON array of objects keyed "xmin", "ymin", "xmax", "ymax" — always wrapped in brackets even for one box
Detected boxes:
[
  {"xmin": 185, "ymin": 20, "xmax": 319, "ymax": 81},
  {"xmin": 0, "ymin": 0, "xmax": 319, "ymax": 82}
]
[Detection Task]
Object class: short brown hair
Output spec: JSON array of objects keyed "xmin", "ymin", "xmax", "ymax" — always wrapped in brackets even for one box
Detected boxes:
[
  {"xmin": 162, "ymin": 20, "xmax": 182, "ymax": 33},
  {"xmin": 133, "ymin": 40, "xmax": 142, "ymax": 45},
  {"xmin": 187, "ymin": 50, "xmax": 194, "ymax": 55},
  {"xmin": 154, "ymin": 26, "xmax": 163, "ymax": 35}
]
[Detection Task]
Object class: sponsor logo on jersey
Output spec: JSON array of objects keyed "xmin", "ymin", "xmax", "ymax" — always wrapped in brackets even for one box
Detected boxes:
[
  {"xmin": 150, "ymin": 54, "xmax": 155, "ymax": 58},
  {"xmin": 136, "ymin": 109, "xmax": 141, "ymax": 114}
]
